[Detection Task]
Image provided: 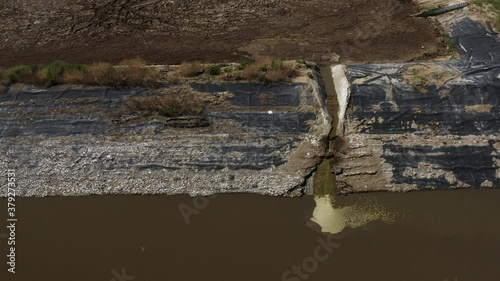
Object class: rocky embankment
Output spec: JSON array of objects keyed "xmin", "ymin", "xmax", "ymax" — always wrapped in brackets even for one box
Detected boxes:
[{"xmin": 0, "ymin": 71, "xmax": 331, "ymax": 197}]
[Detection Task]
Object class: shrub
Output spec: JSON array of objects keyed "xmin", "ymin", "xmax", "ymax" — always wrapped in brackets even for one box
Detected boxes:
[
  {"xmin": 241, "ymin": 64, "xmax": 264, "ymax": 81},
  {"xmin": 114, "ymin": 57, "xmax": 159, "ymax": 86},
  {"xmin": 443, "ymin": 35, "xmax": 456, "ymax": 55},
  {"xmin": 158, "ymin": 107, "xmax": 179, "ymax": 117},
  {"xmin": 179, "ymin": 61, "xmax": 203, "ymax": 77},
  {"xmin": 239, "ymin": 58, "xmax": 296, "ymax": 82},
  {"xmin": 85, "ymin": 62, "xmax": 114, "ymax": 85},
  {"xmin": 35, "ymin": 68, "xmax": 50, "ymax": 84},
  {"xmin": 3, "ymin": 58, "xmax": 160, "ymax": 87},
  {"xmin": 5, "ymin": 61, "xmax": 87, "ymax": 86},
  {"xmin": 265, "ymin": 69, "xmax": 289, "ymax": 82},
  {"xmin": 30, "ymin": 61, "xmax": 86, "ymax": 87},
  {"xmin": 238, "ymin": 60, "xmax": 251, "ymax": 70},
  {"xmin": 123, "ymin": 86, "xmax": 206, "ymax": 117},
  {"xmin": 6, "ymin": 65, "xmax": 36, "ymax": 84},
  {"xmin": 264, "ymin": 60, "xmax": 296, "ymax": 82},
  {"xmin": 258, "ymin": 66, "xmax": 268, "ymax": 72},
  {"xmin": 271, "ymin": 59, "xmax": 284, "ymax": 69},
  {"xmin": 61, "ymin": 68, "xmax": 86, "ymax": 84},
  {"xmin": 207, "ymin": 64, "xmax": 222, "ymax": 76},
  {"xmin": 166, "ymin": 73, "xmax": 181, "ymax": 84}
]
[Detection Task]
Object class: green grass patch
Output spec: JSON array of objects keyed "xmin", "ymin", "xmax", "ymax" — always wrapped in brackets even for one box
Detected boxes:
[
  {"xmin": 271, "ymin": 59, "xmax": 284, "ymax": 69},
  {"xmin": 238, "ymin": 60, "xmax": 251, "ymax": 70},
  {"xmin": 257, "ymin": 66, "xmax": 268, "ymax": 72},
  {"xmin": 443, "ymin": 35, "xmax": 457, "ymax": 55},
  {"xmin": 472, "ymin": 0, "xmax": 500, "ymax": 10},
  {"xmin": 207, "ymin": 64, "xmax": 222, "ymax": 76},
  {"xmin": 3, "ymin": 61, "xmax": 86, "ymax": 87},
  {"xmin": 472, "ymin": 0, "xmax": 500, "ymax": 29},
  {"xmin": 159, "ymin": 107, "xmax": 179, "ymax": 117}
]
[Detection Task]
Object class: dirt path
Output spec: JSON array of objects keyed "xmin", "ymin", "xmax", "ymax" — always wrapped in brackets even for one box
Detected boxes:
[{"xmin": 0, "ymin": 0, "xmax": 446, "ymax": 67}]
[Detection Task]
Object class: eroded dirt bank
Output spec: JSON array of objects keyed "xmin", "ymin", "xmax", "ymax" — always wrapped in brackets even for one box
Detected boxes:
[{"xmin": 0, "ymin": 0, "xmax": 446, "ymax": 67}]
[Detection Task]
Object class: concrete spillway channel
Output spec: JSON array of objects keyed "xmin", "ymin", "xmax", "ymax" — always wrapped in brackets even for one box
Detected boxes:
[{"xmin": 328, "ymin": 12, "xmax": 500, "ymax": 194}]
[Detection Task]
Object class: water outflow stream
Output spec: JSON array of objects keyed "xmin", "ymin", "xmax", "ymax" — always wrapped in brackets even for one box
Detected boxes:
[{"xmin": 311, "ymin": 65, "xmax": 381, "ymax": 235}]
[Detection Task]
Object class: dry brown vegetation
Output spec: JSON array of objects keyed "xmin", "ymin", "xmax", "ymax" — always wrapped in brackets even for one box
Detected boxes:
[
  {"xmin": 176, "ymin": 57, "xmax": 296, "ymax": 82},
  {"xmin": 240, "ymin": 57, "xmax": 296, "ymax": 82},
  {"xmin": 0, "ymin": 57, "xmax": 299, "ymax": 91},
  {"xmin": 114, "ymin": 58, "xmax": 160, "ymax": 86},
  {"xmin": 123, "ymin": 86, "xmax": 207, "ymax": 118},
  {"xmin": 1, "ymin": 58, "xmax": 161, "ymax": 88},
  {"xmin": 84, "ymin": 62, "xmax": 114, "ymax": 85},
  {"xmin": 179, "ymin": 61, "xmax": 203, "ymax": 77},
  {"xmin": 61, "ymin": 68, "xmax": 86, "ymax": 84}
]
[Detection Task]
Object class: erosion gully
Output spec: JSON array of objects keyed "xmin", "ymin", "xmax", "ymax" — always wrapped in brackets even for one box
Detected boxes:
[{"xmin": 1, "ymin": 67, "xmax": 499, "ymax": 281}]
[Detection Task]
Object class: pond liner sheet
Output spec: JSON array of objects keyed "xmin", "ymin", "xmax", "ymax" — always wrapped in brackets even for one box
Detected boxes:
[
  {"xmin": 0, "ymin": 81, "xmax": 324, "ymax": 196},
  {"xmin": 342, "ymin": 17, "xmax": 499, "ymax": 191}
]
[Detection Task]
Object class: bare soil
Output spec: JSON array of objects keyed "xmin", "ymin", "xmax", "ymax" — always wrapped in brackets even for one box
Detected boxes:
[{"xmin": 0, "ymin": 0, "xmax": 447, "ymax": 67}]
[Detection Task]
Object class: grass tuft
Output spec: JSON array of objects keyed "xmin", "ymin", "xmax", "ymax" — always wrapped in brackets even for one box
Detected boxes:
[
  {"xmin": 85, "ymin": 62, "xmax": 115, "ymax": 85},
  {"xmin": 114, "ymin": 58, "xmax": 159, "ymax": 86},
  {"xmin": 240, "ymin": 57, "xmax": 296, "ymax": 82},
  {"xmin": 1, "ymin": 58, "xmax": 160, "ymax": 87},
  {"xmin": 179, "ymin": 61, "xmax": 203, "ymax": 77},
  {"xmin": 472, "ymin": 0, "xmax": 500, "ymax": 29},
  {"xmin": 207, "ymin": 64, "xmax": 222, "ymax": 76}
]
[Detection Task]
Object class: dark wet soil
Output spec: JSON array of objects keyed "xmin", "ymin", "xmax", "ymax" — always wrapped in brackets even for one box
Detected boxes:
[
  {"xmin": 1, "ymin": 190, "xmax": 499, "ymax": 281},
  {"xmin": 0, "ymin": 0, "xmax": 446, "ymax": 67}
]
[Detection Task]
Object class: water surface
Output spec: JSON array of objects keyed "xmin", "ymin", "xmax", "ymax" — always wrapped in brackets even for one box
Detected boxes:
[{"xmin": 1, "ymin": 190, "xmax": 499, "ymax": 281}]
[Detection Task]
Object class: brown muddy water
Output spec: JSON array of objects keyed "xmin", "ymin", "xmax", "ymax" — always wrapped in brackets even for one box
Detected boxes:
[{"xmin": 1, "ymin": 190, "xmax": 500, "ymax": 281}]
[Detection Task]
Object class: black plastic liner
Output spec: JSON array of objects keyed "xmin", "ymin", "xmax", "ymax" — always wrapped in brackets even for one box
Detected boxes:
[
  {"xmin": 0, "ymin": 83, "xmax": 316, "ymax": 172},
  {"xmin": 349, "ymin": 62, "xmax": 500, "ymax": 135},
  {"xmin": 348, "ymin": 18, "xmax": 500, "ymax": 136},
  {"xmin": 191, "ymin": 82, "xmax": 308, "ymax": 107},
  {"xmin": 384, "ymin": 142, "xmax": 498, "ymax": 189},
  {"xmin": 0, "ymin": 83, "xmax": 314, "ymax": 138},
  {"xmin": 345, "ymin": 17, "xmax": 499, "ymax": 190}
]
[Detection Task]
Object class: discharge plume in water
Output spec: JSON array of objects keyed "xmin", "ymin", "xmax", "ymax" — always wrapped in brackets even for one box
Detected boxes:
[{"xmin": 311, "ymin": 194, "xmax": 395, "ymax": 234}]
